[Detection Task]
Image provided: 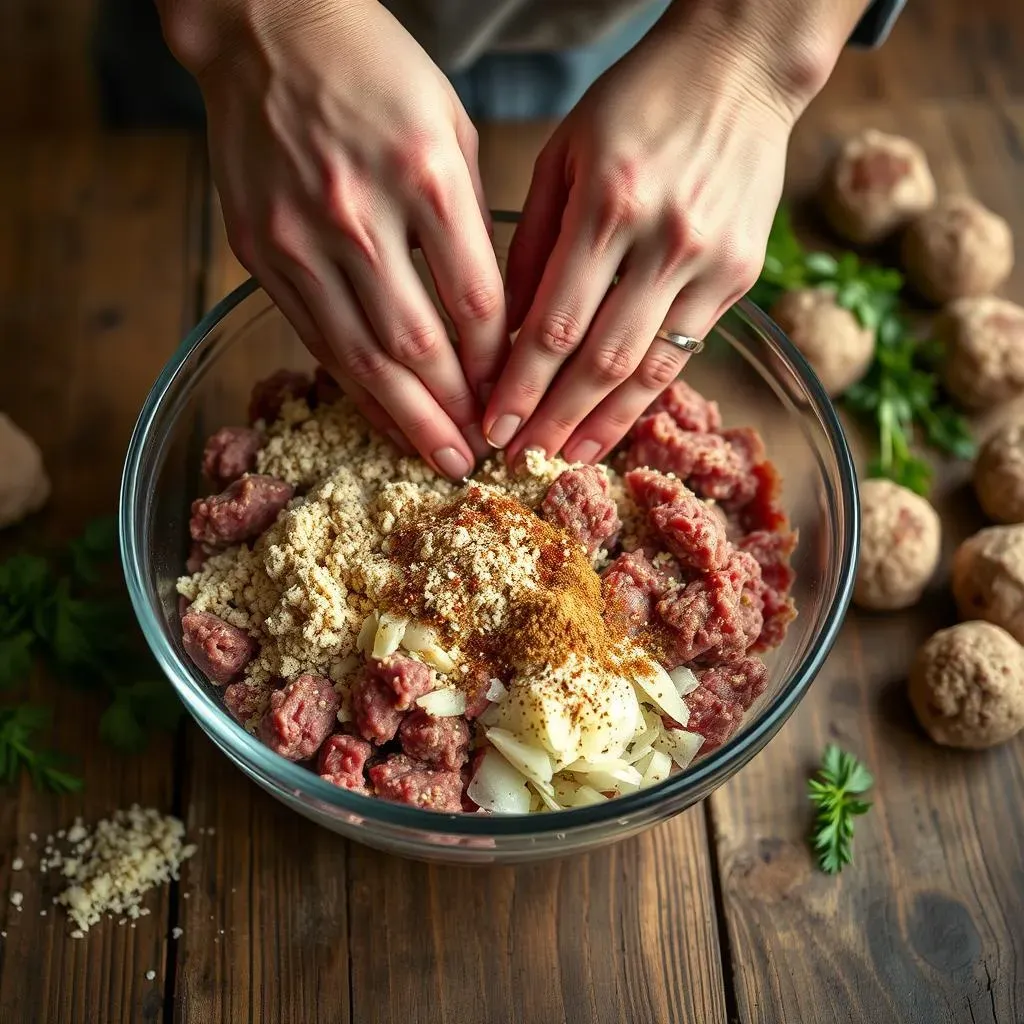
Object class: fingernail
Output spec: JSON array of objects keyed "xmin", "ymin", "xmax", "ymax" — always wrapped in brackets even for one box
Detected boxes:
[
  {"xmin": 388, "ymin": 429, "xmax": 414, "ymax": 455},
  {"xmin": 567, "ymin": 439, "xmax": 602, "ymax": 464},
  {"xmin": 432, "ymin": 446, "xmax": 472, "ymax": 479},
  {"xmin": 465, "ymin": 423, "xmax": 491, "ymax": 460},
  {"xmin": 486, "ymin": 414, "xmax": 521, "ymax": 448}
]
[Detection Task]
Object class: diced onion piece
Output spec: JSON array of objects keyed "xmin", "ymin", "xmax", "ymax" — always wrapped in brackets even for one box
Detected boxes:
[
  {"xmin": 402, "ymin": 622, "xmax": 457, "ymax": 673},
  {"xmin": 485, "ymin": 678, "xmax": 508, "ymax": 703},
  {"xmin": 566, "ymin": 757, "xmax": 642, "ymax": 786},
  {"xmin": 530, "ymin": 779, "xmax": 562, "ymax": 812},
  {"xmin": 664, "ymin": 729, "xmax": 703, "ymax": 770},
  {"xmin": 356, "ymin": 611, "xmax": 378, "ymax": 655},
  {"xmin": 626, "ymin": 740, "xmax": 654, "ymax": 765},
  {"xmin": 574, "ymin": 769, "xmax": 639, "ymax": 796},
  {"xmin": 485, "ymin": 727, "xmax": 554, "ymax": 786},
  {"xmin": 553, "ymin": 778, "xmax": 607, "ymax": 807},
  {"xmin": 668, "ymin": 665, "xmax": 700, "ymax": 697},
  {"xmin": 467, "ymin": 749, "xmax": 532, "ymax": 814},
  {"xmin": 336, "ymin": 705, "xmax": 352, "ymax": 724},
  {"xmin": 416, "ymin": 687, "xmax": 466, "ymax": 717},
  {"xmin": 639, "ymin": 749, "xmax": 672, "ymax": 786},
  {"xmin": 632, "ymin": 663, "xmax": 691, "ymax": 727},
  {"xmin": 372, "ymin": 612, "xmax": 408, "ymax": 659}
]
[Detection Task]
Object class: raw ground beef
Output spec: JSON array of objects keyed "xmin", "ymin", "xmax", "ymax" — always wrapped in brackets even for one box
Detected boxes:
[
  {"xmin": 202, "ymin": 426, "xmax": 262, "ymax": 488},
  {"xmin": 318, "ymin": 734, "xmax": 372, "ymax": 791},
  {"xmin": 248, "ymin": 369, "xmax": 313, "ymax": 424},
  {"xmin": 601, "ymin": 550, "xmax": 675, "ymax": 635},
  {"xmin": 189, "ymin": 474, "xmax": 294, "ymax": 547},
  {"xmin": 368, "ymin": 753, "xmax": 463, "ymax": 812},
  {"xmin": 540, "ymin": 465, "xmax": 621, "ymax": 555},
  {"xmin": 181, "ymin": 610, "xmax": 257, "ymax": 684},
  {"xmin": 351, "ymin": 655, "xmax": 435, "ymax": 745},
  {"xmin": 399, "ymin": 709, "xmax": 470, "ymax": 770},
  {"xmin": 683, "ymin": 685, "xmax": 745, "ymax": 753},
  {"xmin": 643, "ymin": 379, "xmax": 722, "ymax": 433},
  {"xmin": 739, "ymin": 529, "xmax": 798, "ymax": 651},
  {"xmin": 257, "ymin": 674, "xmax": 339, "ymax": 761},
  {"xmin": 223, "ymin": 679, "xmax": 273, "ymax": 725},
  {"xmin": 698, "ymin": 658, "xmax": 768, "ymax": 711}
]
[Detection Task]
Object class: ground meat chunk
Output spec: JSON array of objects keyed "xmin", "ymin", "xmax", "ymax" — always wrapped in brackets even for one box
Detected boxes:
[
  {"xmin": 189, "ymin": 474, "xmax": 294, "ymax": 546},
  {"xmin": 756, "ymin": 587, "xmax": 797, "ymax": 652},
  {"xmin": 656, "ymin": 551, "xmax": 763, "ymax": 666},
  {"xmin": 602, "ymin": 550, "xmax": 674, "ymax": 634},
  {"xmin": 639, "ymin": 379, "xmax": 722, "ymax": 434},
  {"xmin": 351, "ymin": 655, "xmax": 435, "ymax": 744},
  {"xmin": 627, "ymin": 413, "xmax": 754, "ymax": 504},
  {"xmin": 368, "ymin": 753, "xmax": 464, "ymax": 812},
  {"xmin": 248, "ymin": 369, "xmax": 313, "ymax": 424},
  {"xmin": 698, "ymin": 657, "xmax": 768, "ymax": 711},
  {"xmin": 202, "ymin": 426, "xmax": 262, "ymax": 488},
  {"xmin": 684, "ymin": 685, "xmax": 745, "ymax": 753},
  {"xmin": 625, "ymin": 467, "xmax": 689, "ymax": 510},
  {"xmin": 181, "ymin": 610, "xmax": 257, "ymax": 684},
  {"xmin": 257, "ymin": 674, "xmax": 339, "ymax": 761},
  {"xmin": 540, "ymin": 466, "xmax": 621, "ymax": 555},
  {"xmin": 738, "ymin": 462, "xmax": 788, "ymax": 534},
  {"xmin": 317, "ymin": 733, "xmax": 372, "ymax": 791},
  {"xmin": 739, "ymin": 529, "xmax": 798, "ymax": 651},
  {"xmin": 399, "ymin": 709, "xmax": 471, "ymax": 770},
  {"xmin": 223, "ymin": 679, "xmax": 273, "ymax": 726}
]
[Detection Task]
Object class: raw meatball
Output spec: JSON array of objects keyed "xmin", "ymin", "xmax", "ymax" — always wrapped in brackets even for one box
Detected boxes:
[
  {"xmin": 951, "ymin": 525, "xmax": 1024, "ymax": 643},
  {"xmin": 769, "ymin": 288, "xmax": 875, "ymax": 397},
  {"xmin": 901, "ymin": 194, "xmax": 1014, "ymax": 304},
  {"xmin": 909, "ymin": 621, "xmax": 1024, "ymax": 749},
  {"xmin": 974, "ymin": 420, "xmax": 1024, "ymax": 524},
  {"xmin": 0, "ymin": 413, "xmax": 50, "ymax": 529},
  {"xmin": 938, "ymin": 297, "xmax": 1024, "ymax": 411},
  {"xmin": 855, "ymin": 479, "xmax": 941, "ymax": 611},
  {"xmin": 821, "ymin": 129, "xmax": 937, "ymax": 245}
]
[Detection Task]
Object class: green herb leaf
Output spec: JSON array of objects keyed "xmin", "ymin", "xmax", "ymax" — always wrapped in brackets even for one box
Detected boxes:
[
  {"xmin": 100, "ymin": 679, "xmax": 182, "ymax": 753},
  {"xmin": 808, "ymin": 744, "xmax": 874, "ymax": 874},
  {"xmin": 0, "ymin": 632, "xmax": 35, "ymax": 690},
  {"xmin": 67, "ymin": 516, "xmax": 119, "ymax": 585},
  {"xmin": 0, "ymin": 704, "xmax": 83, "ymax": 793}
]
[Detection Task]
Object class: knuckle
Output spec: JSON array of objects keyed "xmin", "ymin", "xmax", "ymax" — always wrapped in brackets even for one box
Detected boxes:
[
  {"xmin": 591, "ymin": 341, "xmax": 636, "ymax": 385},
  {"xmin": 594, "ymin": 157, "xmax": 652, "ymax": 235},
  {"xmin": 393, "ymin": 140, "xmax": 453, "ymax": 219},
  {"xmin": 343, "ymin": 345, "xmax": 392, "ymax": 384},
  {"xmin": 660, "ymin": 206, "xmax": 704, "ymax": 272},
  {"xmin": 639, "ymin": 346, "xmax": 686, "ymax": 390},
  {"xmin": 452, "ymin": 281, "xmax": 503, "ymax": 324},
  {"xmin": 321, "ymin": 170, "xmax": 382, "ymax": 269},
  {"xmin": 386, "ymin": 319, "xmax": 443, "ymax": 363},
  {"xmin": 264, "ymin": 199, "xmax": 302, "ymax": 260},
  {"xmin": 534, "ymin": 310, "xmax": 585, "ymax": 357}
]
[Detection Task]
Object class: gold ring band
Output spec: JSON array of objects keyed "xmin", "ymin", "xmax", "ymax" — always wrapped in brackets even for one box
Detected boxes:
[{"xmin": 654, "ymin": 329, "xmax": 704, "ymax": 355}]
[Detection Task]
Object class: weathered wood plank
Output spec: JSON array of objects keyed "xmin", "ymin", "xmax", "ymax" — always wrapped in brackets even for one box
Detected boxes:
[
  {"xmin": 0, "ymin": 133, "xmax": 203, "ymax": 1024},
  {"xmin": 709, "ymin": 99, "xmax": 1024, "ymax": 1024}
]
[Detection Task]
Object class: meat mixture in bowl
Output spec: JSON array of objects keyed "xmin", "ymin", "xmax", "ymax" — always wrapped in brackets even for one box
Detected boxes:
[{"xmin": 176, "ymin": 370, "xmax": 797, "ymax": 814}]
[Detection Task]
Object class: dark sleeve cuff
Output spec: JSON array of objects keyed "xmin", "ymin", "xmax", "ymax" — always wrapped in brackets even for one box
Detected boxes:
[{"xmin": 848, "ymin": 0, "xmax": 907, "ymax": 48}]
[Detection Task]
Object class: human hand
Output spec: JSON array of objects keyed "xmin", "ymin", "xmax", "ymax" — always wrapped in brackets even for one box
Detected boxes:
[
  {"xmin": 484, "ymin": 4, "xmax": 832, "ymax": 466},
  {"xmin": 162, "ymin": 0, "xmax": 504, "ymax": 477}
]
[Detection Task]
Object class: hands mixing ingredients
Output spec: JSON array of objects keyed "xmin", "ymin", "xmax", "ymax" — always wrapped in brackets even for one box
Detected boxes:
[{"xmin": 158, "ymin": 0, "xmax": 879, "ymax": 477}]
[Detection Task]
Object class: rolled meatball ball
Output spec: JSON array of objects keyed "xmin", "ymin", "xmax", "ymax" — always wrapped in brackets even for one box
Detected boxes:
[
  {"xmin": 769, "ymin": 287, "xmax": 875, "ymax": 397},
  {"xmin": 821, "ymin": 129, "xmax": 937, "ymax": 245},
  {"xmin": 951, "ymin": 524, "xmax": 1024, "ymax": 643},
  {"xmin": 938, "ymin": 296, "xmax": 1024, "ymax": 411},
  {"xmin": 901, "ymin": 194, "xmax": 1014, "ymax": 304},
  {"xmin": 0, "ymin": 413, "xmax": 51, "ymax": 529},
  {"xmin": 855, "ymin": 479, "xmax": 941, "ymax": 610},
  {"xmin": 974, "ymin": 420, "xmax": 1024, "ymax": 524},
  {"xmin": 909, "ymin": 621, "xmax": 1024, "ymax": 749}
]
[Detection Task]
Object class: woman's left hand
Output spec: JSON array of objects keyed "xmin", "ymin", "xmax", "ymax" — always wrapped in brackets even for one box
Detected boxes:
[{"xmin": 483, "ymin": 2, "xmax": 836, "ymax": 465}]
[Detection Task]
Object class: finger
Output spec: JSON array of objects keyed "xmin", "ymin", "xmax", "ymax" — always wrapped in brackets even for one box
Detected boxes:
[
  {"xmin": 483, "ymin": 188, "xmax": 630, "ymax": 449},
  {"xmin": 504, "ymin": 138, "xmax": 569, "ymax": 331},
  {"xmin": 560, "ymin": 287, "xmax": 731, "ymax": 464},
  {"xmin": 333, "ymin": 213, "xmax": 490, "ymax": 458},
  {"xmin": 411, "ymin": 143, "xmax": 508, "ymax": 403},
  {"xmin": 453, "ymin": 115, "xmax": 492, "ymax": 239},
  {"xmin": 279, "ymin": 251, "xmax": 478, "ymax": 479},
  {"xmin": 251, "ymin": 260, "xmax": 406, "ymax": 447},
  {"xmin": 504, "ymin": 259, "xmax": 683, "ymax": 465}
]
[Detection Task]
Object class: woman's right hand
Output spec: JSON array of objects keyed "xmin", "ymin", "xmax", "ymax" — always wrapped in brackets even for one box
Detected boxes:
[{"xmin": 159, "ymin": 0, "xmax": 505, "ymax": 478}]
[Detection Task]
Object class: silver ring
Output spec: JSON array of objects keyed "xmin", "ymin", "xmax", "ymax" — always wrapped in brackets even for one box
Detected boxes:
[{"xmin": 654, "ymin": 329, "xmax": 704, "ymax": 355}]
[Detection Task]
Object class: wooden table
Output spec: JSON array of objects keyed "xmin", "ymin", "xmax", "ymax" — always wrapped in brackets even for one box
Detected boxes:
[{"xmin": 1, "ymin": 2, "xmax": 1023, "ymax": 1020}]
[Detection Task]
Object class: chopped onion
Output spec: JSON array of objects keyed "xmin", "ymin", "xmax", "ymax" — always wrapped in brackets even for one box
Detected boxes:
[
  {"xmin": 664, "ymin": 729, "xmax": 703, "ymax": 770},
  {"xmin": 372, "ymin": 612, "xmax": 408, "ymax": 659},
  {"xmin": 416, "ymin": 687, "xmax": 467, "ymax": 717},
  {"xmin": 553, "ymin": 778, "xmax": 607, "ymax": 807},
  {"xmin": 566, "ymin": 757, "xmax": 642, "ymax": 786},
  {"xmin": 530, "ymin": 779, "xmax": 562, "ymax": 812},
  {"xmin": 485, "ymin": 727, "xmax": 554, "ymax": 786},
  {"xmin": 336, "ymin": 705, "xmax": 352, "ymax": 724},
  {"xmin": 467, "ymin": 748, "xmax": 531, "ymax": 814},
  {"xmin": 477, "ymin": 702, "xmax": 501, "ymax": 728},
  {"xmin": 485, "ymin": 678, "xmax": 508, "ymax": 703},
  {"xmin": 632, "ymin": 663, "xmax": 691, "ymax": 727},
  {"xmin": 402, "ymin": 622, "xmax": 457, "ymax": 673},
  {"xmin": 668, "ymin": 665, "xmax": 700, "ymax": 697},
  {"xmin": 356, "ymin": 611, "xmax": 378, "ymax": 655},
  {"xmin": 626, "ymin": 739, "xmax": 654, "ymax": 766},
  {"xmin": 638, "ymin": 749, "xmax": 672, "ymax": 786}
]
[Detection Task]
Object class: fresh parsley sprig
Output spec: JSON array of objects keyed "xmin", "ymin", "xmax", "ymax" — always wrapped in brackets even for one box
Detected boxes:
[
  {"xmin": 750, "ymin": 208, "xmax": 975, "ymax": 495},
  {"xmin": 0, "ymin": 517, "xmax": 183, "ymax": 792},
  {"xmin": 808, "ymin": 744, "xmax": 874, "ymax": 874}
]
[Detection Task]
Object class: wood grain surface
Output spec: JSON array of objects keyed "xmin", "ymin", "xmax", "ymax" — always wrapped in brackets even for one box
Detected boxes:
[{"xmin": 1, "ymin": 1, "xmax": 1024, "ymax": 1022}]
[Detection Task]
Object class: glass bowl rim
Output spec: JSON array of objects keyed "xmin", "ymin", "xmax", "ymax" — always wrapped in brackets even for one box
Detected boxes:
[{"xmin": 120, "ymin": 264, "xmax": 859, "ymax": 839}]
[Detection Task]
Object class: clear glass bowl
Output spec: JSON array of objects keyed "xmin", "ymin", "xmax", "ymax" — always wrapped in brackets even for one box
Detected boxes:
[{"xmin": 120, "ymin": 216, "xmax": 859, "ymax": 864}]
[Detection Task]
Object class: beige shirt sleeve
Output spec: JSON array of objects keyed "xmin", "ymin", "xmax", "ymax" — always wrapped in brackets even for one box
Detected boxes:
[{"xmin": 382, "ymin": 0, "xmax": 658, "ymax": 69}]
